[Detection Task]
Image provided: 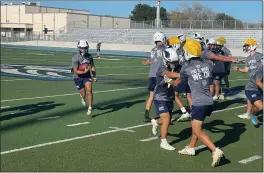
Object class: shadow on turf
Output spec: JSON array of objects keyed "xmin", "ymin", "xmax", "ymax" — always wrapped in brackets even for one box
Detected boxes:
[
  {"xmin": 0, "ymin": 101, "xmax": 65, "ymax": 121},
  {"xmin": 0, "ymin": 91, "xmax": 148, "ymax": 131},
  {"xmin": 169, "ymin": 120, "xmax": 246, "ymax": 147},
  {"xmin": 92, "ymin": 100, "xmax": 145, "ymax": 118},
  {"xmin": 168, "ymin": 120, "xmax": 246, "ymax": 166}
]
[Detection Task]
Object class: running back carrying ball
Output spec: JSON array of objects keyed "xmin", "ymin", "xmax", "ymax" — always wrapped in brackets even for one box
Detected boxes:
[{"xmin": 78, "ymin": 64, "xmax": 89, "ymax": 71}]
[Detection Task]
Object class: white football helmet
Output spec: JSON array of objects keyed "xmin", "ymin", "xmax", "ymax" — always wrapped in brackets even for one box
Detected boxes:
[
  {"xmin": 177, "ymin": 34, "xmax": 186, "ymax": 43},
  {"xmin": 206, "ymin": 38, "xmax": 216, "ymax": 50},
  {"xmin": 163, "ymin": 47, "xmax": 179, "ymax": 63},
  {"xmin": 77, "ymin": 40, "xmax": 89, "ymax": 55},
  {"xmin": 194, "ymin": 32, "xmax": 202, "ymax": 42},
  {"xmin": 153, "ymin": 32, "xmax": 167, "ymax": 44}
]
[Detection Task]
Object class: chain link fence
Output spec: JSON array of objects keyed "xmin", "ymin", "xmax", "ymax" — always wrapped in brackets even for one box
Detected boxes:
[{"xmin": 131, "ymin": 20, "xmax": 263, "ymax": 29}]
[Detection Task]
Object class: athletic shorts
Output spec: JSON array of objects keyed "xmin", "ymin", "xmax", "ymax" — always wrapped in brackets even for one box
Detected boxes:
[
  {"xmin": 97, "ymin": 48, "xmax": 100, "ymax": 52},
  {"xmin": 213, "ymin": 73, "xmax": 226, "ymax": 81},
  {"xmin": 148, "ymin": 77, "xmax": 157, "ymax": 92},
  {"xmin": 154, "ymin": 100, "xmax": 174, "ymax": 116},
  {"xmin": 191, "ymin": 105, "xmax": 214, "ymax": 121},
  {"xmin": 245, "ymin": 90, "xmax": 263, "ymax": 104},
  {"xmin": 74, "ymin": 78, "xmax": 92, "ymax": 90}
]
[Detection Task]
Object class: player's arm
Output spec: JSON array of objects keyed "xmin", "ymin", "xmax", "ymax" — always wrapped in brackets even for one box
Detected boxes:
[
  {"xmin": 256, "ymin": 79, "xmax": 263, "ymax": 90},
  {"xmin": 72, "ymin": 58, "xmax": 88, "ymax": 74},
  {"xmin": 233, "ymin": 58, "xmax": 249, "ymax": 73},
  {"xmin": 233, "ymin": 66, "xmax": 249, "ymax": 73},
  {"xmin": 90, "ymin": 57, "xmax": 97, "ymax": 81},
  {"xmin": 161, "ymin": 71, "xmax": 180, "ymax": 79},
  {"xmin": 171, "ymin": 67, "xmax": 187, "ymax": 86},
  {"xmin": 255, "ymin": 66, "xmax": 263, "ymax": 90},
  {"xmin": 209, "ymin": 54, "xmax": 238, "ymax": 63}
]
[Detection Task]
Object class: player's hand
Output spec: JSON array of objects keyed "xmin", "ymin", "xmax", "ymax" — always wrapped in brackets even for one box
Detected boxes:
[
  {"xmin": 142, "ymin": 59, "xmax": 150, "ymax": 65},
  {"xmin": 164, "ymin": 75, "xmax": 172, "ymax": 88},
  {"xmin": 230, "ymin": 58, "xmax": 239, "ymax": 63},
  {"xmin": 93, "ymin": 77, "xmax": 97, "ymax": 82},
  {"xmin": 233, "ymin": 66, "xmax": 239, "ymax": 71},
  {"xmin": 83, "ymin": 67, "xmax": 89, "ymax": 73}
]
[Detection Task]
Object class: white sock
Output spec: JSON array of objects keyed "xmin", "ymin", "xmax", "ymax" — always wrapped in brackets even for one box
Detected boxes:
[
  {"xmin": 88, "ymin": 107, "xmax": 92, "ymax": 110},
  {"xmin": 181, "ymin": 107, "xmax": 187, "ymax": 113},
  {"xmin": 161, "ymin": 139, "xmax": 167, "ymax": 143}
]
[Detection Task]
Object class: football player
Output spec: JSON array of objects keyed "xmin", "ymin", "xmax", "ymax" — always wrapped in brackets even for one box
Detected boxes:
[
  {"xmin": 142, "ymin": 32, "xmax": 167, "ymax": 123},
  {"xmin": 216, "ymin": 37, "xmax": 232, "ymax": 93},
  {"xmin": 233, "ymin": 39, "xmax": 263, "ymax": 126},
  {"xmin": 167, "ymin": 36, "xmax": 192, "ymax": 122},
  {"xmin": 96, "ymin": 41, "xmax": 102, "ymax": 58},
  {"xmin": 212, "ymin": 39, "xmax": 227, "ymax": 100},
  {"xmin": 72, "ymin": 40, "xmax": 97, "ymax": 116},
  {"xmin": 170, "ymin": 39, "xmax": 224, "ymax": 167},
  {"xmin": 203, "ymin": 38, "xmax": 237, "ymax": 98},
  {"xmin": 150, "ymin": 47, "xmax": 180, "ymax": 150}
]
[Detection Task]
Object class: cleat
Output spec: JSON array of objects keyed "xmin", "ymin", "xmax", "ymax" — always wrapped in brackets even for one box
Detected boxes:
[
  {"xmin": 218, "ymin": 94, "xmax": 225, "ymax": 100},
  {"xmin": 250, "ymin": 115, "xmax": 259, "ymax": 126},
  {"xmin": 238, "ymin": 113, "xmax": 250, "ymax": 119},
  {"xmin": 160, "ymin": 142, "xmax": 175, "ymax": 151},
  {"xmin": 87, "ymin": 108, "xmax": 92, "ymax": 116},
  {"xmin": 212, "ymin": 148, "xmax": 224, "ymax": 167},
  {"xmin": 177, "ymin": 112, "xmax": 191, "ymax": 122},
  {"xmin": 151, "ymin": 119, "xmax": 158, "ymax": 135},
  {"xmin": 213, "ymin": 95, "xmax": 219, "ymax": 100},
  {"xmin": 178, "ymin": 146, "xmax": 195, "ymax": 156}
]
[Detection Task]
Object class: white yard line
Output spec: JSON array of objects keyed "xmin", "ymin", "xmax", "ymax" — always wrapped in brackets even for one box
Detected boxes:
[
  {"xmin": 139, "ymin": 136, "xmax": 159, "ymax": 142},
  {"xmin": 213, "ymin": 105, "xmax": 247, "ymax": 113},
  {"xmin": 37, "ymin": 116, "xmax": 60, "ymax": 121},
  {"xmin": 67, "ymin": 122, "xmax": 90, "ymax": 127},
  {"xmin": 1, "ymin": 106, "xmax": 10, "ymax": 109},
  {"xmin": 238, "ymin": 155, "xmax": 262, "ymax": 164},
  {"xmin": 109, "ymin": 127, "xmax": 135, "ymax": 132},
  {"xmin": 99, "ymin": 73, "xmax": 147, "ymax": 76},
  {"xmin": 1, "ymin": 87, "xmax": 145, "ymax": 102},
  {"xmin": 1, "ymin": 123, "xmax": 150, "ymax": 155},
  {"xmin": 1, "ymin": 79, "xmax": 31, "ymax": 82},
  {"xmin": 0, "ymin": 103, "xmax": 247, "ymax": 155},
  {"xmin": 229, "ymin": 79, "xmax": 248, "ymax": 82}
]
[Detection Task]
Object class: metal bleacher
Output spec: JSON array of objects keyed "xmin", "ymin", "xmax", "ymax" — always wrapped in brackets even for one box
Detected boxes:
[{"xmin": 58, "ymin": 28, "xmax": 263, "ymax": 48}]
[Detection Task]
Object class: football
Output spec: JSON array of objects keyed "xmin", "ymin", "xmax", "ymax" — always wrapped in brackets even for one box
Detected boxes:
[{"xmin": 78, "ymin": 64, "xmax": 89, "ymax": 71}]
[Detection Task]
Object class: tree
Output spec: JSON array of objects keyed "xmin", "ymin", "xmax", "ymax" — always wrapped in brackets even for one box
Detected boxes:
[
  {"xmin": 129, "ymin": 3, "xmax": 168, "ymax": 21},
  {"xmin": 215, "ymin": 13, "xmax": 244, "ymax": 29},
  {"xmin": 169, "ymin": 3, "xmax": 216, "ymax": 28}
]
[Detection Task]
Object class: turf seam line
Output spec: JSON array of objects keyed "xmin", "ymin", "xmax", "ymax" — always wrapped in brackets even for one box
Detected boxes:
[{"xmin": 1, "ymin": 87, "xmax": 145, "ymax": 102}]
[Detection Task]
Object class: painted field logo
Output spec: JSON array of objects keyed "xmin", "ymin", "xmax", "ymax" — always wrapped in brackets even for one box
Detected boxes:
[{"xmin": 1, "ymin": 64, "xmax": 73, "ymax": 81}]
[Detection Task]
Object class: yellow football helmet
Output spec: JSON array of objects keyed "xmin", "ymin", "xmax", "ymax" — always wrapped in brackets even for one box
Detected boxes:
[{"xmin": 243, "ymin": 38, "xmax": 257, "ymax": 53}]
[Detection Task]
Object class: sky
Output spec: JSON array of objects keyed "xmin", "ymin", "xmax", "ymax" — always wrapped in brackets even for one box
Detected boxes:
[{"xmin": 39, "ymin": 1, "xmax": 263, "ymax": 23}]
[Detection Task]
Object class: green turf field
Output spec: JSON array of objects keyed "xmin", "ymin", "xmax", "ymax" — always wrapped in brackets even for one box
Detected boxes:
[{"xmin": 0, "ymin": 47, "xmax": 263, "ymax": 172}]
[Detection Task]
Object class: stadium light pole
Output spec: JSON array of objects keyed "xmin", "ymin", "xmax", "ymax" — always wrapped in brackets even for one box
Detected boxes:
[{"xmin": 156, "ymin": 0, "xmax": 160, "ymax": 28}]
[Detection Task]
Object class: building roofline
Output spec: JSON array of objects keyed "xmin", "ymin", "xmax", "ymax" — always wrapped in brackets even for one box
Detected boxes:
[{"xmin": 1, "ymin": 4, "xmax": 90, "ymax": 13}]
